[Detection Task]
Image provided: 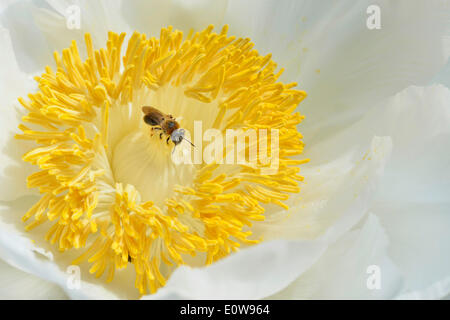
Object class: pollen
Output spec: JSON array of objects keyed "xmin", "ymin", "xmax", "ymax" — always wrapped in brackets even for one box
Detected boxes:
[{"xmin": 15, "ymin": 25, "xmax": 309, "ymax": 295}]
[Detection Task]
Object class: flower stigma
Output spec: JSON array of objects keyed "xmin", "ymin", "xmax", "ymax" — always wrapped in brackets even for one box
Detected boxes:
[{"xmin": 15, "ymin": 25, "xmax": 309, "ymax": 294}]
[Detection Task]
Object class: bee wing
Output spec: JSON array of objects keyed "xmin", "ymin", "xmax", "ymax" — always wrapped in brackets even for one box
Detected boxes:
[
  {"xmin": 142, "ymin": 106, "xmax": 164, "ymax": 126},
  {"xmin": 142, "ymin": 106, "xmax": 163, "ymax": 116}
]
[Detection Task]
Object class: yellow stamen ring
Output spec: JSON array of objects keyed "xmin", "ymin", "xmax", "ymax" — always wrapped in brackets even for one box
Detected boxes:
[{"xmin": 16, "ymin": 25, "xmax": 308, "ymax": 294}]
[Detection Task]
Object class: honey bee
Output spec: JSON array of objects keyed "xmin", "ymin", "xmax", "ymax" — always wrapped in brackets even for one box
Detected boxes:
[{"xmin": 142, "ymin": 106, "xmax": 195, "ymax": 149}]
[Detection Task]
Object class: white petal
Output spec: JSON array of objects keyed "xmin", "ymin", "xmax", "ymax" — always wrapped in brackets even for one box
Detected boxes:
[
  {"xmin": 396, "ymin": 277, "xmax": 450, "ymax": 300},
  {"xmin": 432, "ymin": 59, "xmax": 450, "ymax": 89},
  {"xmin": 33, "ymin": 0, "xmax": 131, "ymax": 54},
  {"xmin": 270, "ymin": 214, "xmax": 403, "ymax": 299},
  {"xmin": 144, "ymin": 239, "xmax": 328, "ymax": 300},
  {"xmin": 224, "ymin": 0, "xmax": 450, "ymax": 142},
  {"xmin": 0, "ymin": 258, "xmax": 67, "ymax": 299},
  {"xmin": 308, "ymin": 84, "xmax": 450, "ymax": 298},
  {"xmin": 372, "ymin": 89, "xmax": 450, "ymax": 296},
  {"xmin": 298, "ymin": 1, "xmax": 450, "ymax": 143},
  {"xmin": 0, "ymin": 27, "xmax": 38, "ymax": 201},
  {"xmin": 255, "ymin": 136, "xmax": 392, "ymax": 242},
  {"xmin": 1, "ymin": 195, "xmax": 323, "ymax": 300},
  {"xmin": 122, "ymin": 0, "xmax": 228, "ymax": 36},
  {"xmin": 373, "ymin": 202, "xmax": 450, "ymax": 299},
  {"xmin": 0, "ymin": 0, "xmax": 131, "ymax": 74},
  {"xmin": 0, "ymin": 0, "xmax": 17, "ymax": 13},
  {"xmin": 0, "ymin": 0, "xmax": 51, "ymax": 73},
  {"xmin": 374, "ymin": 85, "xmax": 450, "ymax": 203},
  {"xmin": 0, "ymin": 197, "xmax": 136, "ymax": 299},
  {"xmin": 142, "ymin": 136, "xmax": 392, "ymax": 299},
  {"xmin": 304, "ymin": 85, "xmax": 450, "ymax": 181}
]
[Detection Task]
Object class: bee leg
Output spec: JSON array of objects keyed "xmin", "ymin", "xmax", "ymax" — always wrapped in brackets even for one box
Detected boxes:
[
  {"xmin": 166, "ymin": 136, "xmax": 170, "ymax": 145},
  {"xmin": 160, "ymin": 133, "xmax": 163, "ymax": 139}
]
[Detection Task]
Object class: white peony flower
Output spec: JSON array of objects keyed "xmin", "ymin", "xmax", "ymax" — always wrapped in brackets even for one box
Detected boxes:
[{"xmin": 0, "ymin": 0, "xmax": 449, "ymax": 300}]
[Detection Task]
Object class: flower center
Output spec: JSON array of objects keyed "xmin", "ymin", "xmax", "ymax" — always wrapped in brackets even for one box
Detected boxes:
[
  {"xmin": 110, "ymin": 88, "xmax": 195, "ymax": 207},
  {"xmin": 15, "ymin": 25, "xmax": 309, "ymax": 295}
]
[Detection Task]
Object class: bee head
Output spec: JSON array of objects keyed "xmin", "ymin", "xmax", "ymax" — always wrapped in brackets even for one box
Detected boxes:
[
  {"xmin": 168, "ymin": 121, "xmax": 176, "ymax": 129},
  {"xmin": 170, "ymin": 128, "xmax": 185, "ymax": 145}
]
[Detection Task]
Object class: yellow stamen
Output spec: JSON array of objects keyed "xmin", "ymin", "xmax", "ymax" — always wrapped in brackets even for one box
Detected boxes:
[{"xmin": 16, "ymin": 25, "xmax": 309, "ymax": 295}]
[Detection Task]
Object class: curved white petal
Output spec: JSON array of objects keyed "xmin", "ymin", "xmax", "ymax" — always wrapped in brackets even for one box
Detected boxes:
[
  {"xmin": 33, "ymin": 0, "xmax": 131, "ymax": 55},
  {"xmin": 0, "ymin": 0, "xmax": 229, "ymax": 75},
  {"xmin": 374, "ymin": 202, "xmax": 450, "ymax": 299},
  {"xmin": 396, "ymin": 277, "xmax": 450, "ymax": 300},
  {"xmin": 0, "ymin": 196, "xmax": 140, "ymax": 299},
  {"xmin": 0, "ymin": 0, "xmax": 16, "ymax": 13},
  {"xmin": 304, "ymin": 85, "xmax": 450, "ymax": 175},
  {"xmin": 432, "ymin": 59, "xmax": 450, "ymax": 89},
  {"xmin": 254, "ymin": 136, "xmax": 392, "ymax": 242},
  {"xmin": 122, "ymin": 0, "xmax": 228, "ymax": 37},
  {"xmin": 305, "ymin": 84, "xmax": 450, "ymax": 204},
  {"xmin": 223, "ymin": 0, "xmax": 450, "ymax": 143},
  {"xmin": 298, "ymin": 0, "xmax": 450, "ymax": 143},
  {"xmin": 374, "ymin": 85, "xmax": 450, "ymax": 204},
  {"xmin": 33, "ymin": 0, "xmax": 228, "ymax": 59},
  {"xmin": 142, "ymin": 136, "xmax": 392, "ymax": 299},
  {"xmin": 0, "ymin": 0, "xmax": 51, "ymax": 73},
  {"xmin": 269, "ymin": 214, "xmax": 403, "ymax": 299},
  {"xmin": 0, "ymin": 26, "xmax": 38, "ymax": 202},
  {"xmin": 305, "ymin": 84, "xmax": 450, "ymax": 298},
  {"xmin": 369, "ymin": 85, "xmax": 450, "ymax": 296},
  {"xmin": 0, "ymin": 0, "xmax": 131, "ymax": 74},
  {"xmin": 144, "ymin": 239, "xmax": 328, "ymax": 300},
  {"xmin": 0, "ymin": 258, "xmax": 67, "ymax": 299}
]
